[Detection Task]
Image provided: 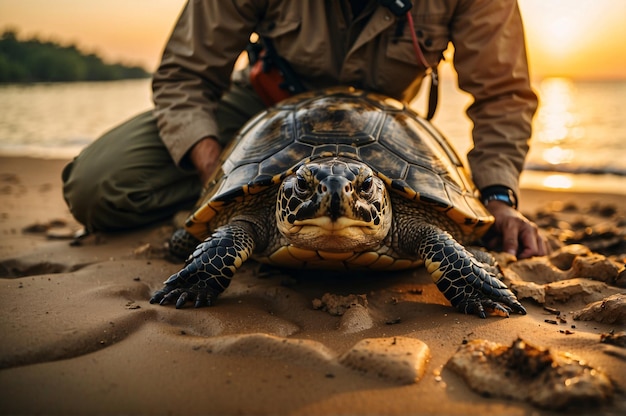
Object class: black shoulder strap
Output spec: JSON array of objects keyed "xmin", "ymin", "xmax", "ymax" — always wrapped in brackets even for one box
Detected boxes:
[{"xmin": 426, "ymin": 68, "xmax": 438, "ymax": 120}]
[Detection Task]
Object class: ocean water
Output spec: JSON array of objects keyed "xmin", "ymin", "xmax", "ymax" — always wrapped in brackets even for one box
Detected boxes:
[{"xmin": 0, "ymin": 77, "xmax": 624, "ymax": 195}]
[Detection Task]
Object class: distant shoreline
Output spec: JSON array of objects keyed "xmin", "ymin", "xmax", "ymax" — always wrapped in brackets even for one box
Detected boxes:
[
  {"xmin": 0, "ymin": 78, "xmax": 151, "ymax": 86},
  {"xmin": 0, "ymin": 30, "xmax": 150, "ymax": 83}
]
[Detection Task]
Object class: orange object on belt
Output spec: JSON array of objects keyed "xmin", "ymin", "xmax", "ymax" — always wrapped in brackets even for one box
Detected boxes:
[
  {"xmin": 249, "ymin": 49, "xmax": 294, "ymax": 107},
  {"xmin": 248, "ymin": 37, "xmax": 306, "ymax": 107}
]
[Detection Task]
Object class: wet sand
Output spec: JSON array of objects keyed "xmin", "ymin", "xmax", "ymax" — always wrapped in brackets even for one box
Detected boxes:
[{"xmin": 1, "ymin": 156, "xmax": 624, "ymax": 415}]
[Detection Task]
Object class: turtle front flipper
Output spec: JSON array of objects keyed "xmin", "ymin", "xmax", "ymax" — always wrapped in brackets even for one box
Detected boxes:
[
  {"xmin": 414, "ymin": 224, "xmax": 526, "ymax": 319},
  {"xmin": 150, "ymin": 222, "xmax": 256, "ymax": 308}
]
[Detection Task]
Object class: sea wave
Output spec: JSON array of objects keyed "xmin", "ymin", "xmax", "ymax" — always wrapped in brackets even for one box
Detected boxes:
[{"xmin": 524, "ymin": 162, "xmax": 626, "ymax": 177}]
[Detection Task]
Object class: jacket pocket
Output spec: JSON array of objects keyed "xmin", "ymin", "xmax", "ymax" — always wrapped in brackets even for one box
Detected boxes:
[
  {"xmin": 386, "ymin": 20, "xmax": 449, "ymax": 68},
  {"xmin": 257, "ymin": 19, "xmax": 301, "ymax": 39},
  {"xmin": 258, "ymin": 17, "xmax": 329, "ymax": 78}
]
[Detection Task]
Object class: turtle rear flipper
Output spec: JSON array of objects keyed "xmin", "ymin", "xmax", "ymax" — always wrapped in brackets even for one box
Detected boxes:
[
  {"xmin": 168, "ymin": 228, "xmax": 201, "ymax": 260},
  {"xmin": 151, "ymin": 222, "xmax": 256, "ymax": 308},
  {"xmin": 415, "ymin": 224, "xmax": 526, "ymax": 318}
]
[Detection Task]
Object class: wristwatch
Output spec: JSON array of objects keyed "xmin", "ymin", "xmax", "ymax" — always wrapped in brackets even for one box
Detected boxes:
[{"xmin": 481, "ymin": 186, "xmax": 518, "ymax": 209}]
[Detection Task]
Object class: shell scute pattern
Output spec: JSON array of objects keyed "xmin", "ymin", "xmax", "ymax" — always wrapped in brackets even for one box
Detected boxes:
[
  {"xmin": 295, "ymin": 101, "xmax": 382, "ymax": 146},
  {"xmin": 186, "ymin": 88, "xmax": 492, "ymax": 241},
  {"xmin": 225, "ymin": 110, "xmax": 292, "ymax": 168}
]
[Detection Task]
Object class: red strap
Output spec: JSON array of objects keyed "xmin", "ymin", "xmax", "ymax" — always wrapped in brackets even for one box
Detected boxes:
[
  {"xmin": 405, "ymin": 12, "xmax": 438, "ymax": 120},
  {"xmin": 405, "ymin": 12, "xmax": 430, "ymax": 71}
]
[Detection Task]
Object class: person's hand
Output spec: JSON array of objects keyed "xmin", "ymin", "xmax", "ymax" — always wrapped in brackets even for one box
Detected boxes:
[
  {"xmin": 189, "ymin": 136, "xmax": 222, "ymax": 185},
  {"xmin": 484, "ymin": 200, "xmax": 548, "ymax": 259}
]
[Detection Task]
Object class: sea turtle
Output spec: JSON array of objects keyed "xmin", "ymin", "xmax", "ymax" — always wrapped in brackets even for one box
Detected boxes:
[{"xmin": 150, "ymin": 87, "xmax": 526, "ymax": 318}]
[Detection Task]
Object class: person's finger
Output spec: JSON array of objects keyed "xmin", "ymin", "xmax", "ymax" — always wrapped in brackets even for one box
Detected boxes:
[
  {"xmin": 517, "ymin": 222, "xmax": 540, "ymax": 259},
  {"xmin": 536, "ymin": 230, "xmax": 549, "ymax": 256},
  {"xmin": 501, "ymin": 218, "xmax": 520, "ymax": 256}
]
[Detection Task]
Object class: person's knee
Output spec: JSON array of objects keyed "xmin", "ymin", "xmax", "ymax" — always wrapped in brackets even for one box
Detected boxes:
[
  {"xmin": 62, "ymin": 159, "xmax": 127, "ymax": 231},
  {"xmin": 63, "ymin": 156, "xmax": 200, "ymax": 232}
]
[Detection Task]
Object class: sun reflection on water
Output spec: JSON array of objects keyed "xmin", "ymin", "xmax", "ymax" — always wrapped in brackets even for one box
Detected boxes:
[
  {"xmin": 542, "ymin": 174, "xmax": 573, "ymax": 190},
  {"xmin": 542, "ymin": 146, "xmax": 574, "ymax": 165},
  {"xmin": 535, "ymin": 78, "xmax": 583, "ymax": 146},
  {"xmin": 523, "ymin": 77, "xmax": 626, "ymax": 194}
]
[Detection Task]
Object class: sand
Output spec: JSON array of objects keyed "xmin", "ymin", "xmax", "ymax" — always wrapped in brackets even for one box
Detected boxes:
[{"xmin": 0, "ymin": 156, "xmax": 624, "ymax": 415}]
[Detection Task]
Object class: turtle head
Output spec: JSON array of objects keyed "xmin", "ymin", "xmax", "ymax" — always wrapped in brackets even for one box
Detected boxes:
[{"xmin": 276, "ymin": 158, "xmax": 391, "ymax": 252}]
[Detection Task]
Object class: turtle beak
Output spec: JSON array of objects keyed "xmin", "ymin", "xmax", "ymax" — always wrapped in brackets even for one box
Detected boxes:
[{"xmin": 320, "ymin": 176, "xmax": 353, "ymax": 221}]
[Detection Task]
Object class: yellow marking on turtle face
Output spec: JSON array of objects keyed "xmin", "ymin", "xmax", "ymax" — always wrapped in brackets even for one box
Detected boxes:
[
  {"xmin": 284, "ymin": 225, "xmax": 303, "ymax": 234},
  {"xmin": 294, "ymin": 216, "xmax": 374, "ymax": 231}
]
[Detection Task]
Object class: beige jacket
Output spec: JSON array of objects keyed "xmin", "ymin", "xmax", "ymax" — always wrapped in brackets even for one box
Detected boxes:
[{"xmin": 153, "ymin": 0, "xmax": 537, "ymax": 197}]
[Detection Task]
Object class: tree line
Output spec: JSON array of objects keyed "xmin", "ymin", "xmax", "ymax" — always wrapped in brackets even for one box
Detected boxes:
[{"xmin": 0, "ymin": 30, "xmax": 150, "ymax": 83}]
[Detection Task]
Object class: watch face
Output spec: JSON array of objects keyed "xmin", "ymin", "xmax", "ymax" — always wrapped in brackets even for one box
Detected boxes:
[{"xmin": 483, "ymin": 193, "xmax": 516, "ymax": 208}]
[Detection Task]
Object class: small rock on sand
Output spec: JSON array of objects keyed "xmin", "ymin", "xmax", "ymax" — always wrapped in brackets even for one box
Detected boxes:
[
  {"xmin": 339, "ymin": 336, "xmax": 430, "ymax": 384},
  {"xmin": 312, "ymin": 293, "xmax": 368, "ymax": 316},
  {"xmin": 600, "ymin": 331, "xmax": 626, "ymax": 348},
  {"xmin": 573, "ymin": 293, "xmax": 626, "ymax": 324},
  {"xmin": 338, "ymin": 303, "xmax": 374, "ymax": 334},
  {"xmin": 447, "ymin": 338, "xmax": 614, "ymax": 410}
]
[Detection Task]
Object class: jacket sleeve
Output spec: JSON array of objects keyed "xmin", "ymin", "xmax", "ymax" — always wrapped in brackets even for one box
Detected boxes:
[
  {"xmin": 450, "ymin": 0, "xmax": 538, "ymax": 198},
  {"xmin": 152, "ymin": 0, "xmax": 261, "ymax": 167}
]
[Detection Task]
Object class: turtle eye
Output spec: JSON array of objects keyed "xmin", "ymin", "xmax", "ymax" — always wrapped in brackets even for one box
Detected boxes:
[
  {"xmin": 360, "ymin": 177, "xmax": 373, "ymax": 195},
  {"xmin": 295, "ymin": 174, "xmax": 309, "ymax": 194}
]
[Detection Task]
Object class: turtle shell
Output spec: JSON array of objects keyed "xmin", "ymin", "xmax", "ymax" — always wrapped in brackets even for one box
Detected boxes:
[{"xmin": 185, "ymin": 87, "xmax": 493, "ymax": 239}]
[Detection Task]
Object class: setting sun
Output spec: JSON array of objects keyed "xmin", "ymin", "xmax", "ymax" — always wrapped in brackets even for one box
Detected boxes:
[
  {"xmin": 542, "ymin": 16, "xmax": 578, "ymax": 57},
  {"xmin": 1, "ymin": 0, "xmax": 626, "ymax": 80},
  {"xmin": 519, "ymin": 0, "xmax": 626, "ymax": 79}
]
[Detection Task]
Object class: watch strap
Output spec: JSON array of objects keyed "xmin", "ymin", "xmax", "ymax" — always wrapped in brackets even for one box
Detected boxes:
[{"xmin": 481, "ymin": 186, "xmax": 518, "ymax": 209}]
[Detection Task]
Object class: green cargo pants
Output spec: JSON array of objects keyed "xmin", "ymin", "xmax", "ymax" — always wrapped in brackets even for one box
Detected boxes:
[{"xmin": 62, "ymin": 83, "xmax": 266, "ymax": 231}]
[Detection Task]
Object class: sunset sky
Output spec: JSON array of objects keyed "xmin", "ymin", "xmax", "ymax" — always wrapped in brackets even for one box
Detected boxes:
[{"xmin": 1, "ymin": 0, "xmax": 625, "ymax": 80}]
